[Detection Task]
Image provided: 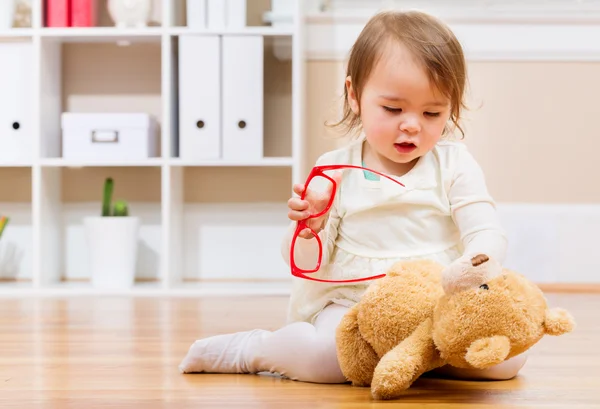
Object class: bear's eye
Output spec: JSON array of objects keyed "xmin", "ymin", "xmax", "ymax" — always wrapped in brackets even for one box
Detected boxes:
[{"xmin": 479, "ymin": 284, "xmax": 489, "ymax": 290}]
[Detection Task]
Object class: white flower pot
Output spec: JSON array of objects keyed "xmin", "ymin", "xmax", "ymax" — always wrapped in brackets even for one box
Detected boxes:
[
  {"xmin": 0, "ymin": 0, "xmax": 15, "ymax": 30},
  {"xmin": 84, "ymin": 216, "xmax": 140, "ymax": 289}
]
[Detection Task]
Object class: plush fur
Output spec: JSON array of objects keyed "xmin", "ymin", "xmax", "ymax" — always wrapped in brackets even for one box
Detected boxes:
[{"xmin": 335, "ymin": 254, "xmax": 576, "ymax": 400}]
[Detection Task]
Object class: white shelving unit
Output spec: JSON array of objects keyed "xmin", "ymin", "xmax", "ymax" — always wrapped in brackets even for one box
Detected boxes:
[{"xmin": 0, "ymin": 0, "xmax": 307, "ymax": 296}]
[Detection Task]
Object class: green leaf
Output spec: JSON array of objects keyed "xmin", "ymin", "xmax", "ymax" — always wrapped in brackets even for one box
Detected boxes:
[
  {"xmin": 113, "ymin": 200, "xmax": 129, "ymax": 217},
  {"xmin": 102, "ymin": 177, "xmax": 114, "ymax": 217}
]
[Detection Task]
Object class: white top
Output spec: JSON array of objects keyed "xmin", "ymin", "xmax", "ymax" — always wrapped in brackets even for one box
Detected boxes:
[{"xmin": 281, "ymin": 136, "xmax": 507, "ymax": 324}]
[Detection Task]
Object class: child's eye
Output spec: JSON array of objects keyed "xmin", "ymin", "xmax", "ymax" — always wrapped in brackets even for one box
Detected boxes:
[
  {"xmin": 383, "ymin": 106, "xmax": 401, "ymax": 113},
  {"xmin": 424, "ymin": 112, "xmax": 440, "ymax": 117}
]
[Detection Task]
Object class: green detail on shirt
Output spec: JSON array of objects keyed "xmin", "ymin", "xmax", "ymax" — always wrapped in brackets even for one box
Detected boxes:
[{"xmin": 362, "ymin": 161, "xmax": 380, "ymax": 181}]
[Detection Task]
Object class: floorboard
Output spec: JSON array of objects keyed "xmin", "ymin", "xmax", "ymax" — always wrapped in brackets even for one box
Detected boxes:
[{"xmin": 0, "ymin": 293, "xmax": 597, "ymax": 408}]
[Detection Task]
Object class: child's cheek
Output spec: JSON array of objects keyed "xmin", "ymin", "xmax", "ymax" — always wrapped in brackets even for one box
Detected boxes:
[
  {"xmin": 372, "ymin": 114, "xmax": 394, "ymax": 135},
  {"xmin": 367, "ymin": 122, "xmax": 392, "ymax": 145},
  {"xmin": 363, "ymin": 106, "xmax": 395, "ymax": 139}
]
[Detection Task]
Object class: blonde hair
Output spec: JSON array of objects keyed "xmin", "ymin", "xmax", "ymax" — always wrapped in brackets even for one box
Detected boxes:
[{"xmin": 329, "ymin": 10, "xmax": 468, "ymax": 138}]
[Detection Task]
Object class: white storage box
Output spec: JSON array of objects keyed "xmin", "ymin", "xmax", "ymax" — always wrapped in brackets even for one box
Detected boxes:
[{"xmin": 61, "ymin": 113, "xmax": 159, "ymax": 160}]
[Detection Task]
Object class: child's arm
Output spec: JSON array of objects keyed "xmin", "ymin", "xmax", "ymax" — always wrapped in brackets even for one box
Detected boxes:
[{"xmin": 448, "ymin": 145, "xmax": 507, "ymax": 264}]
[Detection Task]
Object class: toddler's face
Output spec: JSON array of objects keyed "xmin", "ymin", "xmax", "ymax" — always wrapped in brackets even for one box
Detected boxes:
[{"xmin": 347, "ymin": 42, "xmax": 451, "ymax": 169}]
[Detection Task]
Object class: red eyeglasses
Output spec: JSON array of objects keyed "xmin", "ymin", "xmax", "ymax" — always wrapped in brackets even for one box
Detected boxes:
[{"xmin": 290, "ymin": 164, "xmax": 405, "ymax": 283}]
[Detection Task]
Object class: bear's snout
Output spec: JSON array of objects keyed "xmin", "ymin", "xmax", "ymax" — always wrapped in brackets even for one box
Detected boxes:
[{"xmin": 471, "ymin": 254, "xmax": 489, "ymax": 267}]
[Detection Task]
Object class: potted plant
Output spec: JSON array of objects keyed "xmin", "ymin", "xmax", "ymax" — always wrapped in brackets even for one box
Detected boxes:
[{"xmin": 84, "ymin": 177, "xmax": 140, "ymax": 289}]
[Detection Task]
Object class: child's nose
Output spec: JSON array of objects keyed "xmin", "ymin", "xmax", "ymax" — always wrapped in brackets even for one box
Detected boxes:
[{"xmin": 399, "ymin": 115, "xmax": 421, "ymax": 134}]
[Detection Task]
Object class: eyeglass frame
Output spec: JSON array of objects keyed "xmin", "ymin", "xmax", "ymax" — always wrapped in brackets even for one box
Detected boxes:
[{"xmin": 290, "ymin": 164, "xmax": 406, "ymax": 283}]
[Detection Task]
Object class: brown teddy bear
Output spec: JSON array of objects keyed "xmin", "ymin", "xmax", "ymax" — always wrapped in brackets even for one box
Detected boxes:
[{"xmin": 335, "ymin": 253, "xmax": 575, "ymax": 400}]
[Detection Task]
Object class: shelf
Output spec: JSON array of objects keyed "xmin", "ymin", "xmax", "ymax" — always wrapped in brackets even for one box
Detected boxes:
[
  {"xmin": 168, "ymin": 26, "xmax": 294, "ymax": 37},
  {"xmin": 0, "ymin": 28, "xmax": 34, "ymax": 39},
  {"xmin": 40, "ymin": 158, "xmax": 164, "ymax": 167},
  {"xmin": 0, "ymin": 0, "xmax": 306, "ymax": 296},
  {"xmin": 37, "ymin": 167, "xmax": 162, "ymax": 285},
  {"xmin": 168, "ymin": 280, "xmax": 292, "ymax": 296},
  {"xmin": 0, "ymin": 280, "xmax": 292, "ymax": 297},
  {"xmin": 0, "ymin": 26, "xmax": 293, "ymax": 44},
  {"xmin": 44, "ymin": 281, "xmax": 165, "ymax": 296},
  {"xmin": 169, "ymin": 157, "xmax": 294, "ymax": 167},
  {"xmin": 36, "ymin": 158, "xmax": 293, "ymax": 167},
  {"xmin": 0, "ymin": 162, "xmax": 33, "ymax": 167},
  {"xmin": 0, "ymin": 281, "xmax": 33, "ymax": 295},
  {"xmin": 0, "ymin": 280, "xmax": 161, "ymax": 297},
  {"xmin": 39, "ymin": 27, "xmax": 163, "ymax": 43}
]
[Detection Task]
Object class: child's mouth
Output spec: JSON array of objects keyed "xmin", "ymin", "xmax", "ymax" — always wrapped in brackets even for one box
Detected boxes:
[{"xmin": 394, "ymin": 143, "xmax": 417, "ymax": 154}]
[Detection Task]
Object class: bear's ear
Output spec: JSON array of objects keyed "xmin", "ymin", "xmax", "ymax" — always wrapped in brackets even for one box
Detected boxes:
[
  {"xmin": 543, "ymin": 308, "xmax": 575, "ymax": 336},
  {"xmin": 465, "ymin": 336, "xmax": 511, "ymax": 368}
]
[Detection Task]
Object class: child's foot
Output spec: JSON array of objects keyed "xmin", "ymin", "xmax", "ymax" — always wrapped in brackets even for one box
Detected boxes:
[{"xmin": 178, "ymin": 329, "xmax": 268, "ymax": 374}]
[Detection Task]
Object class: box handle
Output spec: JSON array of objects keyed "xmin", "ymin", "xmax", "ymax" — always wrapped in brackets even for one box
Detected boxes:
[{"xmin": 92, "ymin": 130, "xmax": 119, "ymax": 143}]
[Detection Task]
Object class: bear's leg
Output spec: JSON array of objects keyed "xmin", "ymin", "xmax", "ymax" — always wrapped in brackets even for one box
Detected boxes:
[
  {"xmin": 371, "ymin": 318, "xmax": 444, "ymax": 400},
  {"xmin": 335, "ymin": 304, "xmax": 380, "ymax": 387}
]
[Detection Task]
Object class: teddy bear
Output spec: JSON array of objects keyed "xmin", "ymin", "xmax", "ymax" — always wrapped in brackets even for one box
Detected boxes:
[{"xmin": 335, "ymin": 253, "xmax": 575, "ymax": 400}]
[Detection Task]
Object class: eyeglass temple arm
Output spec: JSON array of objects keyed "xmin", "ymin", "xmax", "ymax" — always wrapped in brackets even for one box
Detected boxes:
[{"xmin": 313, "ymin": 165, "xmax": 405, "ymax": 187}]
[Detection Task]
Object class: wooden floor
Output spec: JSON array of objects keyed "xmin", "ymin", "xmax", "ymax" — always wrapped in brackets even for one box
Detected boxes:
[{"xmin": 0, "ymin": 293, "xmax": 598, "ymax": 408}]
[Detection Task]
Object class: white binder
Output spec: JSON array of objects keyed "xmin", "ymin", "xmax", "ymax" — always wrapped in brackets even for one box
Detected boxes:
[
  {"xmin": 0, "ymin": 42, "xmax": 32, "ymax": 164},
  {"xmin": 178, "ymin": 35, "xmax": 222, "ymax": 160},
  {"xmin": 226, "ymin": 0, "xmax": 247, "ymax": 28},
  {"xmin": 222, "ymin": 35, "xmax": 264, "ymax": 161},
  {"xmin": 186, "ymin": 0, "xmax": 207, "ymax": 28},
  {"xmin": 206, "ymin": 0, "xmax": 226, "ymax": 29}
]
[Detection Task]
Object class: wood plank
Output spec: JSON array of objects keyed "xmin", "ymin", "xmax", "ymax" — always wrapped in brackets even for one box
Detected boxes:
[
  {"xmin": 0, "ymin": 293, "xmax": 597, "ymax": 408},
  {"xmin": 538, "ymin": 283, "xmax": 600, "ymax": 293}
]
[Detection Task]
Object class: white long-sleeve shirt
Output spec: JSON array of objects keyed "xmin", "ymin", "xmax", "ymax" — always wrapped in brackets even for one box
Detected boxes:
[{"xmin": 282, "ymin": 137, "xmax": 507, "ymax": 324}]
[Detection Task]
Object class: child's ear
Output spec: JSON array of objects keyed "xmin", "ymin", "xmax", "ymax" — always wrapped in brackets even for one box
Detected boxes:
[{"xmin": 345, "ymin": 76, "xmax": 360, "ymax": 115}]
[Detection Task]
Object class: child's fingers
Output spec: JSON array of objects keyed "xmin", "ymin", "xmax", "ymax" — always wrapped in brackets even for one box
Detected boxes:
[
  {"xmin": 292, "ymin": 184, "xmax": 305, "ymax": 196},
  {"xmin": 287, "ymin": 197, "xmax": 308, "ymax": 211},
  {"xmin": 288, "ymin": 209, "xmax": 310, "ymax": 221},
  {"xmin": 298, "ymin": 228, "xmax": 314, "ymax": 239}
]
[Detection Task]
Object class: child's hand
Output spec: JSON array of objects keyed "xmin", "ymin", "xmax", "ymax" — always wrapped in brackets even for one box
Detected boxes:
[{"xmin": 287, "ymin": 172, "xmax": 342, "ymax": 239}]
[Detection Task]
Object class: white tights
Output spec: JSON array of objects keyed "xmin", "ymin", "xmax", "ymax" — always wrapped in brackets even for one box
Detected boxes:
[
  {"xmin": 179, "ymin": 303, "xmax": 349, "ymax": 383},
  {"xmin": 179, "ymin": 303, "xmax": 528, "ymax": 384}
]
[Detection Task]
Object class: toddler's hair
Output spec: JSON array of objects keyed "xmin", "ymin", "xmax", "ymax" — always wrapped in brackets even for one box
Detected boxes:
[{"xmin": 329, "ymin": 10, "xmax": 468, "ymax": 138}]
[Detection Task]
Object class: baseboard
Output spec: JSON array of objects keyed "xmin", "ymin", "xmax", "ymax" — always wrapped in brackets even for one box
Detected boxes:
[
  {"xmin": 538, "ymin": 283, "xmax": 600, "ymax": 293},
  {"xmin": 497, "ymin": 203, "xmax": 600, "ymax": 284}
]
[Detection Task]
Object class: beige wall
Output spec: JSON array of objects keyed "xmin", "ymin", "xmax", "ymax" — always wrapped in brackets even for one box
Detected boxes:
[
  {"xmin": 306, "ymin": 60, "xmax": 600, "ymax": 204},
  {"xmin": 0, "ymin": 168, "xmax": 31, "ymax": 203},
  {"xmin": 463, "ymin": 61, "xmax": 600, "ymax": 203}
]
